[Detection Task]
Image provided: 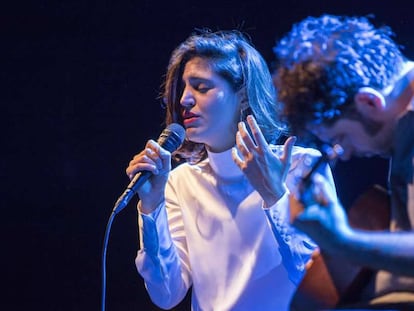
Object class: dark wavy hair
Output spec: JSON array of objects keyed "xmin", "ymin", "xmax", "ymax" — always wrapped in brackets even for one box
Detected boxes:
[
  {"xmin": 162, "ymin": 29, "xmax": 286, "ymax": 164},
  {"xmin": 273, "ymin": 14, "xmax": 406, "ymax": 139}
]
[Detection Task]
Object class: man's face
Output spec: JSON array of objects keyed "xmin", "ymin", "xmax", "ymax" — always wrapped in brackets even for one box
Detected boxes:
[{"xmin": 306, "ymin": 117, "xmax": 392, "ymax": 161}]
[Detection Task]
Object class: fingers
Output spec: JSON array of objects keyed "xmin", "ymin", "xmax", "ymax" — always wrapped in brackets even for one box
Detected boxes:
[
  {"xmin": 295, "ymin": 203, "xmax": 323, "ymax": 223},
  {"xmin": 235, "ymin": 129, "xmax": 249, "ymax": 156},
  {"xmin": 280, "ymin": 136, "xmax": 296, "ymax": 174},
  {"xmin": 245, "ymin": 115, "xmax": 267, "ymax": 148},
  {"xmin": 276, "ymin": 135, "xmax": 296, "ymax": 182},
  {"xmin": 233, "ymin": 118, "xmax": 264, "ymax": 170},
  {"xmin": 125, "ymin": 140, "xmax": 171, "ymax": 179},
  {"xmin": 281, "ymin": 136, "xmax": 296, "ymax": 165},
  {"xmin": 231, "ymin": 146, "xmax": 243, "ymax": 168},
  {"xmin": 312, "ymin": 173, "xmax": 335, "ymax": 206},
  {"xmin": 237, "ymin": 121, "xmax": 256, "ymax": 151},
  {"xmin": 235, "ymin": 115, "xmax": 269, "ymax": 158}
]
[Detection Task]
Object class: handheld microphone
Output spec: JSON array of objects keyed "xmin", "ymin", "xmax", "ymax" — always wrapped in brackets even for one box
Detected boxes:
[
  {"xmin": 302, "ymin": 144, "xmax": 344, "ymax": 186},
  {"xmin": 112, "ymin": 123, "xmax": 185, "ymax": 214}
]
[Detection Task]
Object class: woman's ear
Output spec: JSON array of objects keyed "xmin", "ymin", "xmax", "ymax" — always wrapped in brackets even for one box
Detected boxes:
[{"xmin": 354, "ymin": 87, "xmax": 386, "ymax": 117}]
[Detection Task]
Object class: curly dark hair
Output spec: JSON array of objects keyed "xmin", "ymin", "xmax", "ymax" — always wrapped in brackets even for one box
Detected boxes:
[{"xmin": 273, "ymin": 14, "xmax": 406, "ymax": 138}]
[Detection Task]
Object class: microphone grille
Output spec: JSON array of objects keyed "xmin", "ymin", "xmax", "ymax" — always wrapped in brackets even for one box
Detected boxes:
[{"xmin": 158, "ymin": 123, "xmax": 186, "ymax": 152}]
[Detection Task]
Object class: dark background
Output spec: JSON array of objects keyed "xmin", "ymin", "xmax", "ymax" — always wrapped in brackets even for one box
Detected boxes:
[{"xmin": 3, "ymin": 1, "xmax": 411, "ymax": 310}]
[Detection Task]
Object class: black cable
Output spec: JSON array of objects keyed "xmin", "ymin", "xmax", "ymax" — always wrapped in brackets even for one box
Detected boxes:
[{"xmin": 101, "ymin": 211, "xmax": 116, "ymax": 311}]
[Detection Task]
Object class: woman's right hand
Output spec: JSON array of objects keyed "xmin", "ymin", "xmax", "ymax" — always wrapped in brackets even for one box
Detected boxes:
[{"xmin": 126, "ymin": 139, "xmax": 172, "ymax": 214}]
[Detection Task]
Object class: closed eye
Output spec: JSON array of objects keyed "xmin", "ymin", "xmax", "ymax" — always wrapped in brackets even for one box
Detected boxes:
[
  {"xmin": 194, "ymin": 83, "xmax": 212, "ymax": 93},
  {"xmin": 188, "ymin": 77, "xmax": 214, "ymax": 93}
]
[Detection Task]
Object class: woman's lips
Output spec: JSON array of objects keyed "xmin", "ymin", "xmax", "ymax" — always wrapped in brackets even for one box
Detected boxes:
[{"xmin": 183, "ymin": 116, "xmax": 198, "ymax": 126}]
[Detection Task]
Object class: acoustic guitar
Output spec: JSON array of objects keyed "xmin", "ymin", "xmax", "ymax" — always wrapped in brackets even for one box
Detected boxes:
[{"xmin": 290, "ymin": 184, "xmax": 391, "ymax": 311}]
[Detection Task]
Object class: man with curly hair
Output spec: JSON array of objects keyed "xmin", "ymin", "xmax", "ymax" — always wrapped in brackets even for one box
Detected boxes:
[{"xmin": 273, "ymin": 14, "xmax": 414, "ymax": 308}]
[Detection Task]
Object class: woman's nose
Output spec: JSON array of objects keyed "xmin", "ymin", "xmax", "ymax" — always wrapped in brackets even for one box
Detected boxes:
[{"xmin": 180, "ymin": 88, "xmax": 195, "ymax": 107}]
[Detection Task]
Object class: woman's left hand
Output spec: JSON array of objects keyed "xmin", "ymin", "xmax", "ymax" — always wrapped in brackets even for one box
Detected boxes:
[{"xmin": 232, "ymin": 115, "xmax": 296, "ymax": 207}]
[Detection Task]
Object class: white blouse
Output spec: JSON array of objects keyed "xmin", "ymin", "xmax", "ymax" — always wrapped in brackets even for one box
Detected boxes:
[{"xmin": 136, "ymin": 145, "xmax": 333, "ymax": 311}]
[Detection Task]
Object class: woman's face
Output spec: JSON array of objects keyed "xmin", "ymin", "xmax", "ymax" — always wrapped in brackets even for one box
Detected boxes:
[{"xmin": 179, "ymin": 57, "xmax": 242, "ymax": 153}]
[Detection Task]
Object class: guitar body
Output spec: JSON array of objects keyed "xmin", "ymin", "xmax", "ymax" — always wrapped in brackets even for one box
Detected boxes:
[{"xmin": 290, "ymin": 185, "xmax": 390, "ymax": 311}]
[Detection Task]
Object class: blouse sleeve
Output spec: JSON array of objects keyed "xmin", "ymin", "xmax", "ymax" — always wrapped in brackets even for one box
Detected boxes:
[
  {"xmin": 263, "ymin": 147, "xmax": 336, "ymax": 285},
  {"xmin": 264, "ymin": 191, "xmax": 317, "ymax": 285},
  {"xmin": 135, "ymin": 181, "xmax": 192, "ymax": 309}
]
